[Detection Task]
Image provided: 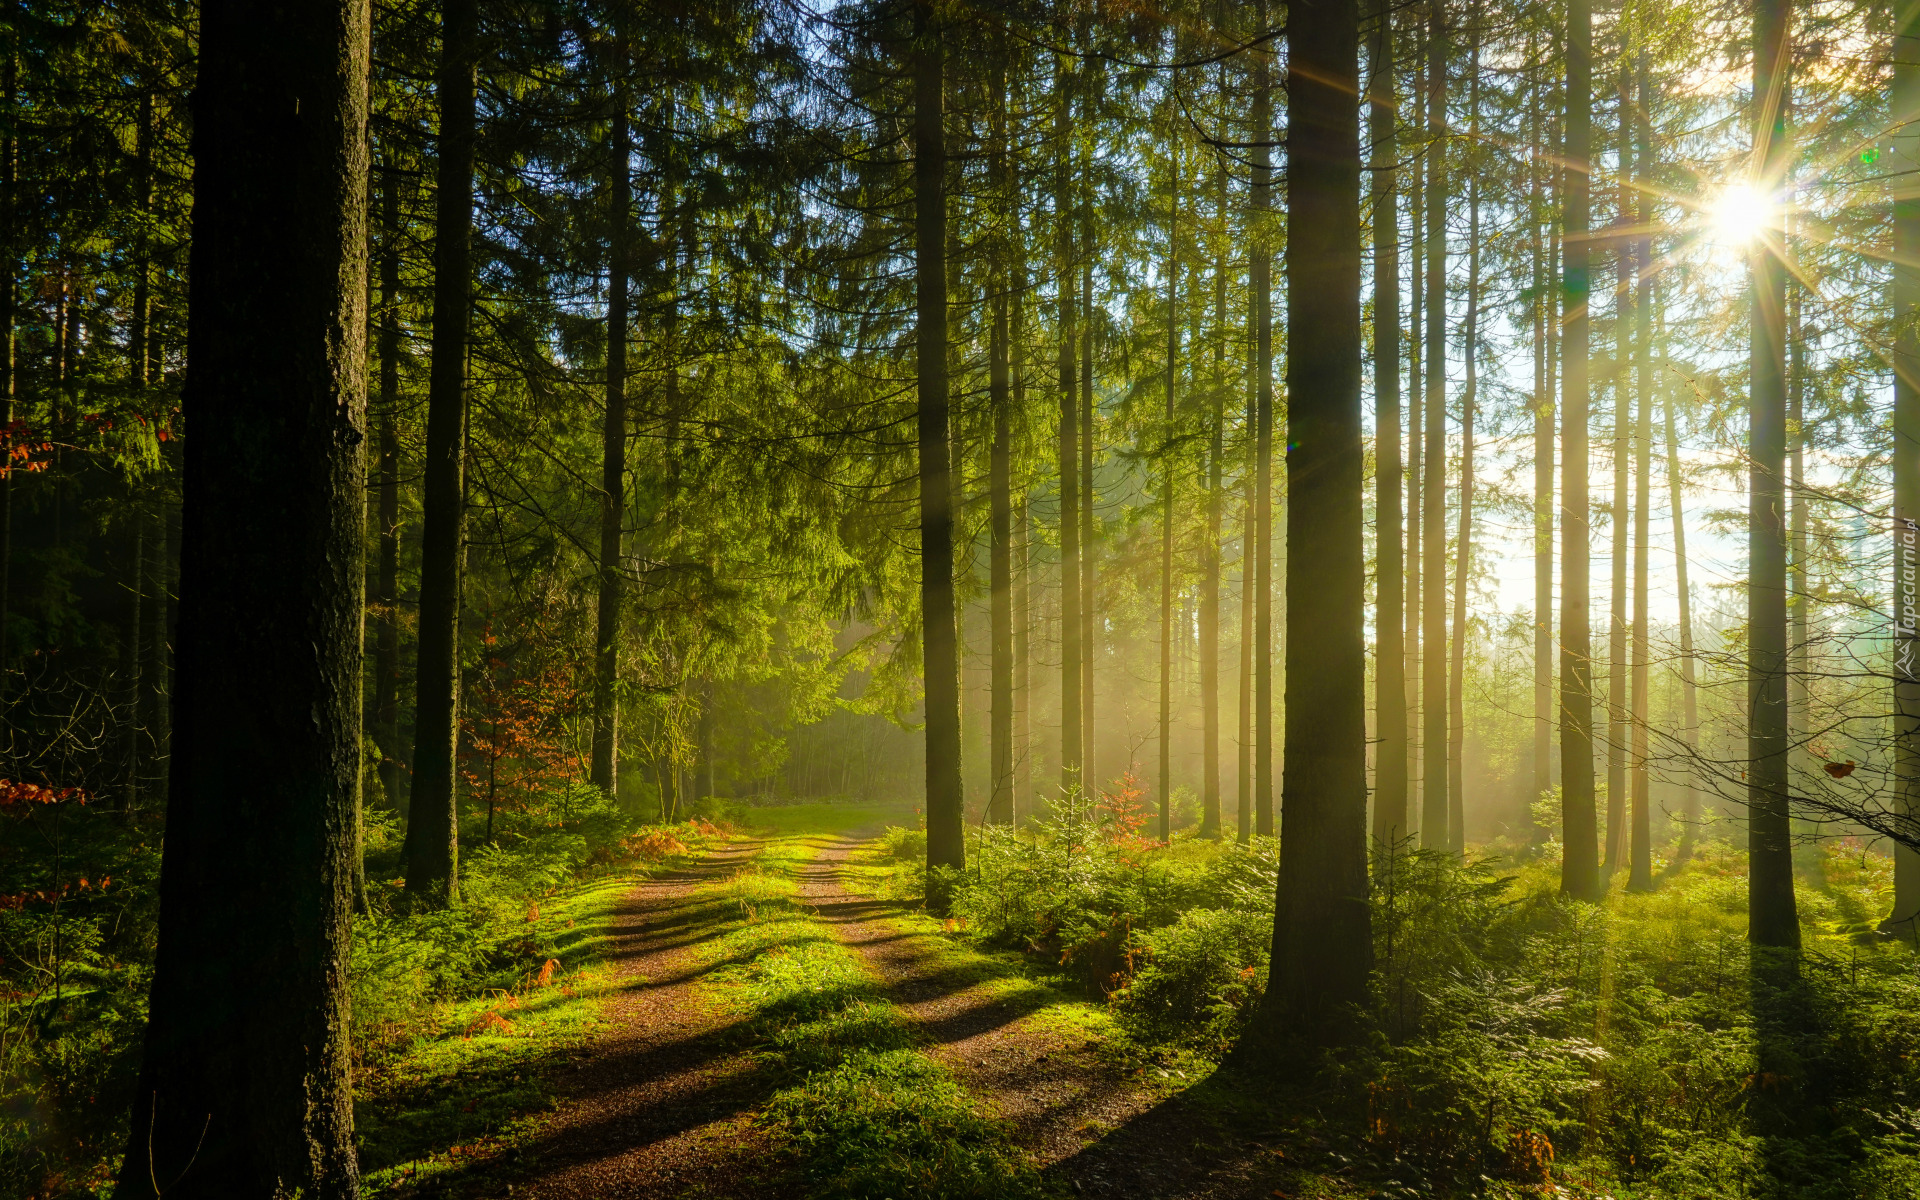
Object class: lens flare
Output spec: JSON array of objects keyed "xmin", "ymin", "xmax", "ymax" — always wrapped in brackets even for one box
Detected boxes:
[{"xmin": 1708, "ymin": 182, "xmax": 1769, "ymax": 247}]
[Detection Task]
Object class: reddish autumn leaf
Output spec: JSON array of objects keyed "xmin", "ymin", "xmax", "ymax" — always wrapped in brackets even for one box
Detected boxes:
[{"xmin": 1824, "ymin": 760, "xmax": 1857, "ymax": 779}]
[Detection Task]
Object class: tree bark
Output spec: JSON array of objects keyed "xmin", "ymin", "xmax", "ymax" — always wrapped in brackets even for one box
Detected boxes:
[
  {"xmin": 1271, "ymin": 0, "xmax": 1372, "ymax": 1037},
  {"xmin": 118, "ymin": 0, "xmax": 369, "ymax": 1191},
  {"xmin": 1889, "ymin": 0, "xmax": 1920, "ymax": 930},
  {"xmin": 376, "ymin": 162, "xmax": 403, "ymax": 809},
  {"xmin": 1159, "ymin": 139, "xmax": 1179, "ymax": 843},
  {"xmin": 405, "ymin": 0, "xmax": 479, "ymax": 904},
  {"xmin": 1406, "ymin": 84, "xmax": 1424, "ymax": 841},
  {"xmin": 1081, "ymin": 257, "xmax": 1098, "ymax": 790},
  {"xmin": 1056, "ymin": 55, "xmax": 1082, "ymax": 798},
  {"xmin": 1447, "ymin": 85, "xmax": 1477, "ymax": 858},
  {"xmin": 915, "ymin": 2, "xmax": 965, "ymax": 899},
  {"xmin": 1605, "ymin": 59, "xmax": 1631, "ymax": 879},
  {"xmin": 1531, "ymin": 47, "xmax": 1555, "ymax": 825},
  {"xmin": 591, "ymin": 48, "xmax": 631, "ymax": 798},
  {"xmin": 0, "ymin": 14, "xmax": 13, "ymax": 667},
  {"xmin": 1252, "ymin": 13, "xmax": 1276, "ymax": 839},
  {"xmin": 1628, "ymin": 53, "xmax": 1654, "ymax": 894},
  {"xmin": 1420, "ymin": 0, "xmax": 1448, "ymax": 851},
  {"xmin": 1748, "ymin": 0, "xmax": 1799, "ymax": 949},
  {"xmin": 1664, "ymin": 379, "xmax": 1702, "ymax": 860},
  {"xmin": 1560, "ymin": 0, "xmax": 1601, "ymax": 901},
  {"xmin": 1201, "ymin": 155, "xmax": 1226, "ymax": 840},
  {"xmin": 1370, "ymin": 0, "xmax": 1406, "ymax": 850},
  {"xmin": 989, "ymin": 32, "xmax": 1014, "ymax": 826}
]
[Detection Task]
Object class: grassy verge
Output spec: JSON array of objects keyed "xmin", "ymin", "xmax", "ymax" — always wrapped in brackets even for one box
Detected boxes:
[
  {"xmin": 353, "ymin": 827, "xmax": 721, "ymax": 1194},
  {"xmin": 696, "ymin": 834, "xmax": 1042, "ymax": 1199}
]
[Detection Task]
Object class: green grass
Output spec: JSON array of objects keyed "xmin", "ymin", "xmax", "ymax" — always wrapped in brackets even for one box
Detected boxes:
[
  {"xmin": 353, "ymin": 865, "xmax": 648, "ymax": 1192},
  {"xmin": 696, "ymin": 835, "xmax": 1044, "ymax": 1199}
]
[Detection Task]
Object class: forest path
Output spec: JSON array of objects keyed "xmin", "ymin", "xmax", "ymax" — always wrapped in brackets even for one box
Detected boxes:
[
  {"xmin": 793, "ymin": 831, "xmax": 1282, "ymax": 1199},
  {"xmin": 484, "ymin": 832, "xmax": 783, "ymax": 1200}
]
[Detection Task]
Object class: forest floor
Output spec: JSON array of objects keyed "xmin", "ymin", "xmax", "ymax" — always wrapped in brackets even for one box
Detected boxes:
[{"xmin": 387, "ymin": 802, "xmax": 1357, "ymax": 1200}]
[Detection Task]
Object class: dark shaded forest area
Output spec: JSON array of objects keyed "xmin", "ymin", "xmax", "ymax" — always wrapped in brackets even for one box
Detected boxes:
[{"xmin": 5, "ymin": 0, "xmax": 1920, "ymax": 1196}]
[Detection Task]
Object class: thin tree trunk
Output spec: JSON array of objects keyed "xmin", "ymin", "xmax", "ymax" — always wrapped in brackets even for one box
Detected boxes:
[
  {"xmin": 376, "ymin": 162, "xmax": 403, "ymax": 809},
  {"xmin": 1014, "ymin": 259, "xmax": 1032, "ymax": 820},
  {"xmin": 1605, "ymin": 60, "xmax": 1631, "ymax": 879},
  {"xmin": 1531, "ymin": 47, "xmax": 1555, "ymax": 825},
  {"xmin": 1748, "ymin": 0, "xmax": 1799, "ymax": 949},
  {"xmin": 1664, "ymin": 375, "xmax": 1701, "ymax": 860},
  {"xmin": 119, "ymin": 0, "xmax": 369, "ymax": 1190},
  {"xmin": 1560, "ymin": 0, "xmax": 1601, "ymax": 901},
  {"xmin": 1270, "ymin": 0, "xmax": 1372, "ymax": 1036},
  {"xmin": 989, "ymin": 32, "xmax": 1015, "ymax": 827},
  {"xmin": 1889, "ymin": 0, "xmax": 1920, "ymax": 929},
  {"xmin": 1253, "ymin": 15, "xmax": 1276, "ymax": 839},
  {"xmin": 1629, "ymin": 53, "xmax": 1654, "ymax": 893},
  {"xmin": 1407, "ymin": 84, "xmax": 1424, "ymax": 842},
  {"xmin": 0, "ymin": 14, "xmax": 13, "ymax": 667},
  {"xmin": 1447, "ymin": 82, "xmax": 1478, "ymax": 858},
  {"xmin": 1420, "ymin": 0, "xmax": 1448, "ymax": 850},
  {"xmin": 1371, "ymin": 0, "xmax": 1407, "ymax": 849},
  {"xmin": 915, "ymin": 2, "xmax": 965, "ymax": 899},
  {"xmin": 1081, "ymin": 258, "xmax": 1097, "ymax": 791},
  {"xmin": 405, "ymin": 0, "xmax": 479, "ymax": 904},
  {"xmin": 591, "ymin": 52, "xmax": 631, "ymax": 797},
  {"xmin": 1056, "ymin": 55, "xmax": 1082, "ymax": 796},
  {"xmin": 1788, "ymin": 236, "xmax": 1808, "ymax": 801},
  {"xmin": 1200, "ymin": 155, "xmax": 1226, "ymax": 840},
  {"xmin": 1159, "ymin": 142, "xmax": 1179, "ymax": 843}
]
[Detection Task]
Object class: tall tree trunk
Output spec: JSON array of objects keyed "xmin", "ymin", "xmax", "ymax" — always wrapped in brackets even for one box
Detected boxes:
[
  {"xmin": 1447, "ymin": 79, "xmax": 1478, "ymax": 857},
  {"xmin": 1252, "ymin": 13, "xmax": 1276, "ymax": 839},
  {"xmin": 376, "ymin": 162, "xmax": 403, "ymax": 809},
  {"xmin": 591, "ymin": 55, "xmax": 631, "ymax": 798},
  {"xmin": 1014, "ymin": 261, "xmax": 1032, "ymax": 820},
  {"xmin": 1531, "ymin": 47, "xmax": 1555, "ymax": 825},
  {"xmin": 1605, "ymin": 60, "xmax": 1631, "ymax": 879},
  {"xmin": 915, "ymin": 2, "xmax": 965, "ymax": 900},
  {"xmin": 1664, "ymin": 379, "xmax": 1701, "ymax": 860},
  {"xmin": 1201, "ymin": 156, "xmax": 1226, "ymax": 840},
  {"xmin": 1628, "ymin": 53, "xmax": 1654, "ymax": 894},
  {"xmin": 405, "ymin": 0, "xmax": 479, "ymax": 904},
  {"xmin": 1748, "ymin": 0, "xmax": 1799, "ymax": 949},
  {"xmin": 1159, "ymin": 144, "xmax": 1179, "ymax": 843},
  {"xmin": 1371, "ymin": 0, "xmax": 1407, "ymax": 849},
  {"xmin": 1560, "ymin": 0, "xmax": 1601, "ymax": 901},
  {"xmin": 119, "ymin": 0, "xmax": 369, "ymax": 1191},
  {"xmin": 1889, "ymin": 0, "xmax": 1920, "ymax": 930},
  {"xmin": 1787, "ymin": 234, "xmax": 1808, "ymax": 803},
  {"xmin": 0, "ymin": 12, "xmax": 13, "ymax": 667},
  {"xmin": 1420, "ymin": 0, "xmax": 1448, "ymax": 850},
  {"xmin": 1270, "ymin": 0, "xmax": 1372, "ymax": 1037},
  {"xmin": 1081, "ymin": 259, "xmax": 1098, "ymax": 789},
  {"xmin": 1238, "ymin": 493, "xmax": 1254, "ymax": 843},
  {"xmin": 1056, "ymin": 56, "xmax": 1082, "ymax": 797},
  {"xmin": 989, "ymin": 35, "xmax": 1014, "ymax": 826},
  {"xmin": 1406, "ymin": 84, "xmax": 1424, "ymax": 841}
]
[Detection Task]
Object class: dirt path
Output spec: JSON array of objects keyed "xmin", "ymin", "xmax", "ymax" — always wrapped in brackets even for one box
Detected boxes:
[
  {"xmin": 482, "ymin": 836, "xmax": 779, "ymax": 1200},
  {"xmin": 789, "ymin": 833, "xmax": 1180, "ymax": 1182}
]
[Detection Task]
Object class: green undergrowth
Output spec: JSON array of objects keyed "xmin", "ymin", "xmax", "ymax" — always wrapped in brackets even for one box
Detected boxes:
[
  {"xmin": 698, "ymin": 835, "xmax": 1044, "ymax": 1199},
  {"xmin": 859, "ymin": 792, "xmax": 1920, "ymax": 1200}
]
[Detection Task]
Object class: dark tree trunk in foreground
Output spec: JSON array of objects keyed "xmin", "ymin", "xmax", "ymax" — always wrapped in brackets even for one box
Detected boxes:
[
  {"xmin": 592, "ymin": 60, "xmax": 631, "ymax": 797},
  {"xmin": 1889, "ymin": 0, "xmax": 1920, "ymax": 931},
  {"xmin": 119, "ymin": 0, "xmax": 369, "ymax": 1192},
  {"xmin": 406, "ymin": 0, "xmax": 479, "ymax": 903},
  {"xmin": 1420, "ymin": 0, "xmax": 1448, "ymax": 850},
  {"xmin": 1252, "ymin": 16, "xmax": 1276, "ymax": 839},
  {"xmin": 1560, "ymin": 0, "xmax": 1601, "ymax": 901},
  {"xmin": 1371, "ymin": 0, "xmax": 1406, "ymax": 849},
  {"xmin": 1270, "ymin": 0, "xmax": 1372, "ymax": 1038},
  {"xmin": 1748, "ymin": 0, "xmax": 1799, "ymax": 950},
  {"xmin": 1, "ymin": 20, "xmax": 16, "ymax": 666},
  {"xmin": 1605, "ymin": 66, "xmax": 1631, "ymax": 878},
  {"xmin": 376, "ymin": 164, "xmax": 404, "ymax": 808},
  {"xmin": 915, "ymin": 4, "xmax": 964, "ymax": 897}
]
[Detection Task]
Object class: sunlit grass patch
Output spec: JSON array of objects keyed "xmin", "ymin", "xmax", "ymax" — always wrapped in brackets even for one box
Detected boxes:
[{"xmin": 697, "ymin": 837, "xmax": 1043, "ymax": 1199}]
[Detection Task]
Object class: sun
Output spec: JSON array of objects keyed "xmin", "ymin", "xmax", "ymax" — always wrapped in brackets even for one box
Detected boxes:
[{"xmin": 1707, "ymin": 181, "xmax": 1770, "ymax": 248}]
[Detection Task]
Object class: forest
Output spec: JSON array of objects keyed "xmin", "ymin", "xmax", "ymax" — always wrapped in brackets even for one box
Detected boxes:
[{"xmin": 3, "ymin": 0, "xmax": 1920, "ymax": 1195}]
